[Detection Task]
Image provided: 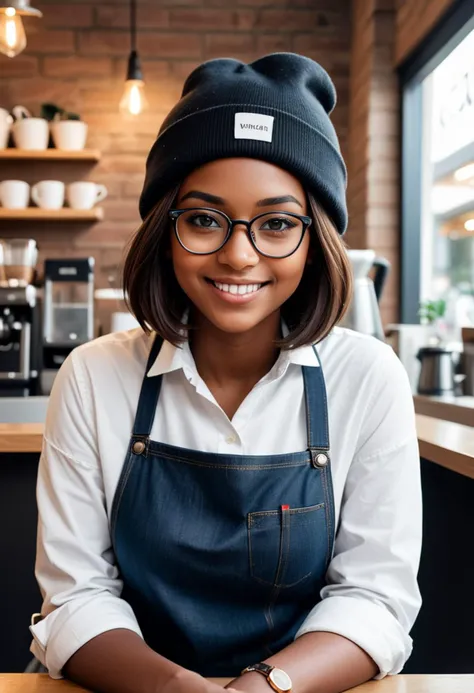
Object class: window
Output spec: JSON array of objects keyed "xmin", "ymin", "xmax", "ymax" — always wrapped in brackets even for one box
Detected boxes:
[
  {"xmin": 400, "ymin": 1, "xmax": 474, "ymax": 336},
  {"xmin": 420, "ymin": 27, "xmax": 474, "ymax": 334}
]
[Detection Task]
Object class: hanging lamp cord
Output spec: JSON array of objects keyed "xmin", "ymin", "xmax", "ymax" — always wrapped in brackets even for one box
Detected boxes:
[{"xmin": 130, "ymin": 0, "xmax": 137, "ymax": 53}]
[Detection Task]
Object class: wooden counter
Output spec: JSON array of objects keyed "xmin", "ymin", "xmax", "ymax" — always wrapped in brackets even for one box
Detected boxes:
[
  {"xmin": 416, "ymin": 413, "xmax": 474, "ymax": 478},
  {"xmin": 0, "ymin": 424, "xmax": 43, "ymax": 454},
  {"xmin": 1, "ymin": 675, "xmax": 473, "ymax": 693},
  {"xmin": 414, "ymin": 394, "xmax": 474, "ymax": 427},
  {"xmin": 1, "ymin": 415, "xmax": 473, "ymax": 478}
]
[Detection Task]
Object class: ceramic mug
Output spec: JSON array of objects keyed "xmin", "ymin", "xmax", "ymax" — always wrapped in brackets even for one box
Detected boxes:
[
  {"xmin": 0, "ymin": 180, "xmax": 30, "ymax": 208},
  {"xmin": 12, "ymin": 117, "xmax": 49, "ymax": 150},
  {"xmin": 0, "ymin": 108, "xmax": 13, "ymax": 149},
  {"xmin": 66, "ymin": 181, "xmax": 108, "ymax": 210},
  {"xmin": 51, "ymin": 120, "xmax": 88, "ymax": 151},
  {"xmin": 31, "ymin": 180, "xmax": 65, "ymax": 210}
]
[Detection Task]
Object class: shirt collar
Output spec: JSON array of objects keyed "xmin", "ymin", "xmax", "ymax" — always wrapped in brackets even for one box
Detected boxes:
[{"xmin": 147, "ymin": 321, "xmax": 320, "ymax": 379}]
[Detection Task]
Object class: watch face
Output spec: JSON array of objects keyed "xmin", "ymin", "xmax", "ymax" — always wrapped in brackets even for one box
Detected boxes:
[{"xmin": 269, "ymin": 668, "xmax": 292, "ymax": 692}]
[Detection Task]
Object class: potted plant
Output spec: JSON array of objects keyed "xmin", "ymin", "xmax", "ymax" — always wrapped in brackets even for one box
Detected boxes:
[
  {"xmin": 418, "ymin": 298, "xmax": 447, "ymax": 344},
  {"xmin": 11, "ymin": 105, "xmax": 49, "ymax": 150},
  {"xmin": 41, "ymin": 103, "xmax": 88, "ymax": 151}
]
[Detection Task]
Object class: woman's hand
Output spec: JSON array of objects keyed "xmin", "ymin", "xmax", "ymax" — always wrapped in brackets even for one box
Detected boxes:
[{"xmin": 162, "ymin": 669, "xmax": 241, "ymax": 693}]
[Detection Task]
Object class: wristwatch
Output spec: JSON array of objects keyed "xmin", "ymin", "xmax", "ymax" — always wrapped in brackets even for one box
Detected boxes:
[{"xmin": 241, "ymin": 663, "xmax": 292, "ymax": 693}]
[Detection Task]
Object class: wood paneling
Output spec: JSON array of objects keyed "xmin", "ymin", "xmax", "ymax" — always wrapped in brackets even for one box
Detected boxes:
[{"xmin": 396, "ymin": 0, "xmax": 458, "ymax": 65}]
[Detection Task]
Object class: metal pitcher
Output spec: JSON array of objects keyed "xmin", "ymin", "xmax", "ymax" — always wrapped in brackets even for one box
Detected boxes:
[{"xmin": 340, "ymin": 249, "xmax": 390, "ymax": 341}]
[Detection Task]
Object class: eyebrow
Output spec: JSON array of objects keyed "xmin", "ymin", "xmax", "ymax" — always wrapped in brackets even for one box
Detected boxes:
[{"xmin": 178, "ymin": 190, "xmax": 303, "ymax": 208}]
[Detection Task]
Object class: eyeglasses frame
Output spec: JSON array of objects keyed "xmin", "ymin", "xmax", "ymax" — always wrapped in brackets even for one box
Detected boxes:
[{"xmin": 168, "ymin": 207, "xmax": 312, "ymax": 259}]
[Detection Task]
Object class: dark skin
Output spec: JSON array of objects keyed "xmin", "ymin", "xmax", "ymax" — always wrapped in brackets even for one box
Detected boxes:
[
  {"xmin": 172, "ymin": 158, "xmax": 310, "ymax": 419},
  {"xmin": 64, "ymin": 158, "xmax": 377, "ymax": 693}
]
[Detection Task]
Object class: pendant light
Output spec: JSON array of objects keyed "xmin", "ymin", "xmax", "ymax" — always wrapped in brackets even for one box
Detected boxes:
[
  {"xmin": 119, "ymin": 0, "xmax": 148, "ymax": 116},
  {"xmin": 0, "ymin": 0, "xmax": 42, "ymax": 58}
]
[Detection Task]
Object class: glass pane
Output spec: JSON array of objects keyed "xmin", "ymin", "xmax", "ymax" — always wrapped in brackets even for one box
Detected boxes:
[
  {"xmin": 251, "ymin": 213, "xmax": 303, "ymax": 256},
  {"xmin": 420, "ymin": 26, "xmax": 474, "ymax": 340},
  {"xmin": 177, "ymin": 209, "xmax": 228, "ymax": 252}
]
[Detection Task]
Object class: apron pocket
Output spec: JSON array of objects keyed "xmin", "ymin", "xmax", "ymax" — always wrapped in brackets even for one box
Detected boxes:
[{"xmin": 247, "ymin": 503, "xmax": 326, "ymax": 588}]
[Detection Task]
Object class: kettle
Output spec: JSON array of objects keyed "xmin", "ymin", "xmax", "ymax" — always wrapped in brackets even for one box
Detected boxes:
[
  {"xmin": 340, "ymin": 249, "xmax": 390, "ymax": 341},
  {"xmin": 416, "ymin": 345, "xmax": 463, "ymax": 396}
]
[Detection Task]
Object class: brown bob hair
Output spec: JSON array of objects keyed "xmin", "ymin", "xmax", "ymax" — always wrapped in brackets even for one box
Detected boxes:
[{"xmin": 123, "ymin": 186, "xmax": 353, "ymax": 350}]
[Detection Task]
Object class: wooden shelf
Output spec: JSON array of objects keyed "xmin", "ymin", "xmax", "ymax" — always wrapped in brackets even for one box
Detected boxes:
[
  {"xmin": 0, "ymin": 207, "xmax": 104, "ymax": 221},
  {"xmin": 0, "ymin": 148, "xmax": 101, "ymax": 162}
]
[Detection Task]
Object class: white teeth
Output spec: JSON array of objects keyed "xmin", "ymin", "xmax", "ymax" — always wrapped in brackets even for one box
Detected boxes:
[{"xmin": 213, "ymin": 281, "xmax": 263, "ymax": 295}]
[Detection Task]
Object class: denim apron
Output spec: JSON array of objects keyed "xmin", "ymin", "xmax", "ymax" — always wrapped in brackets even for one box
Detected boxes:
[{"xmin": 111, "ymin": 335, "xmax": 335, "ymax": 677}]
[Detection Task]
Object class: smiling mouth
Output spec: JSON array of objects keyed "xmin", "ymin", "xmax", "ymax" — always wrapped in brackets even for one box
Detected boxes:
[{"xmin": 205, "ymin": 279, "xmax": 270, "ymax": 295}]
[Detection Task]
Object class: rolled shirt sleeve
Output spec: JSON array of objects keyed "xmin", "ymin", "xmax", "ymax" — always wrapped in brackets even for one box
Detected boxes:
[
  {"xmin": 30, "ymin": 352, "xmax": 142, "ymax": 678},
  {"xmin": 295, "ymin": 347, "xmax": 422, "ymax": 677}
]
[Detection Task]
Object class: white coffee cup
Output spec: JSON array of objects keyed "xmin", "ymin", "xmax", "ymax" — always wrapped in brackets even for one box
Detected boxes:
[
  {"xmin": 12, "ymin": 117, "xmax": 49, "ymax": 150},
  {"xmin": 31, "ymin": 180, "xmax": 65, "ymax": 210},
  {"xmin": 66, "ymin": 181, "xmax": 108, "ymax": 210},
  {"xmin": 0, "ymin": 108, "xmax": 13, "ymax": 149},
  {"xmin": 51, "ymin": 120, "xmax": 88, "ymax": 151},
  {"xmin": 0, "ymin": 180, "xmax": 30, "ymax": 208}
]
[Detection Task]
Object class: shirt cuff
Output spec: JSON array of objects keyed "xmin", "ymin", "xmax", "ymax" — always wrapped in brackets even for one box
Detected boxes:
[
  {"xmin": 294, "ymin": 595, "xmax": 413, "ymax": 678},
  {"xmin": 29, "ymin": 596, "xmax": 143, "ymax": 679}
]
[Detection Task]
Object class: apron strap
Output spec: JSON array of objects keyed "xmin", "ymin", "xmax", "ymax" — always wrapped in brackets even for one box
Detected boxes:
[
  {"xmin": 132, "ymin": 333, "xmax": 164, "ymax": 438},
  {"xmin": 302, "ymin": 345, "xmax": 331, "ymax": 468}
]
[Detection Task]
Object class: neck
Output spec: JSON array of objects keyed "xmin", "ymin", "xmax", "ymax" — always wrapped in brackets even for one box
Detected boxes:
[{"xmin": 189, "ymin": 311, "xmax": 281, "ymax": 387}]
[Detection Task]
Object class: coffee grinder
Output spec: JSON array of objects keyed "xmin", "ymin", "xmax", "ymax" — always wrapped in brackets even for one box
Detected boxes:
[{"xmin": 41, "ymin": 257, "xmax": 95, "ymax": 395}]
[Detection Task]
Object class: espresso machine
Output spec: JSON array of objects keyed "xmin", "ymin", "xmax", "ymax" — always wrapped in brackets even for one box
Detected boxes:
[
  {"xmin": 41, "ymin": 257, "xmax": 95, "ymax": 395},
  {"xmin": 0, "ymin": 239, "xmax": 41, "ymax": 396}
]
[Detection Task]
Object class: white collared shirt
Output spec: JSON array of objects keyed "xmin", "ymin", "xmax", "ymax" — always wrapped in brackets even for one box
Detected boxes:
[{"xmin": 30, "ymin": 326, "xmax": 422, "ymax": 680}]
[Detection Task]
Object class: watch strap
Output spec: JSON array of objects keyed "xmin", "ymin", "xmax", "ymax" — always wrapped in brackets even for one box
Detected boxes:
[
  {"xmin": 240, "ymin": 663, "xmax": 292, "ymax": 693},
  {"xmin": 242, "ymin": 663, "xmax": 273, "ymax": 676}
]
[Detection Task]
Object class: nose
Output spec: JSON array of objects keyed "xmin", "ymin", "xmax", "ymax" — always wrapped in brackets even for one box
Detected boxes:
[{"xmin": 216, "ymin": 223, "xmax": 259, "ymax": 270}]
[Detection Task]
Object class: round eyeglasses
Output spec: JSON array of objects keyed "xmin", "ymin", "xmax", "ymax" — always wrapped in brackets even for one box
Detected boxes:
[{"xmin": 169, "ymin": 207, "xmax": 312, "ymax": 259}]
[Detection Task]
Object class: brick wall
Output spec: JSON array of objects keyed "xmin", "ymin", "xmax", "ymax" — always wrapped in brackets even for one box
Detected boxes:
[
  {"xmin": 346, "ymin": 0, "xmax": 399, "ymax": 326},
  {"xmin": 0, "ymin": 0, "xmax": 351, "ymax": 335}
]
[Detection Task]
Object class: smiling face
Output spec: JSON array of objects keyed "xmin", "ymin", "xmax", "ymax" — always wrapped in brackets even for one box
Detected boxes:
[{"xmin": 171, "ymin": 158, "xmax": 311, "ymax": 337}]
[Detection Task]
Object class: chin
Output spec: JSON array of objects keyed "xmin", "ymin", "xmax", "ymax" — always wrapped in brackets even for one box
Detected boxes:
[{"xmin": 203, "ymin": 308, "xmax": 273, "ymax": 335}]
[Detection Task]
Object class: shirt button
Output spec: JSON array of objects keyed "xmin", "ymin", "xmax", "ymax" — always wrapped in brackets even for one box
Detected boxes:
[{"xmin": 226, "ymin": 435, "xmax": 237, "ymax": 444}]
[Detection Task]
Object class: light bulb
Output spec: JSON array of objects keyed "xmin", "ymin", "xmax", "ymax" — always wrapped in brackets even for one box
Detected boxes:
[
  {"xmin": 119, "ymin": 79, "xmax": 148, "ymax": 116},
  {"xmin": 0, "ymin": 8, "xmax": 27, "ymax": 58},
  {"xmin": 454, "ymin": 163, "xmax": 474, "ymax": 182}
]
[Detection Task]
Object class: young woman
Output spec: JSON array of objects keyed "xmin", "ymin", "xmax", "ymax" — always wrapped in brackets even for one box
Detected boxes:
[{"xmin": 30, "ymin": 53, "xmax": 422, "ymax": 693}]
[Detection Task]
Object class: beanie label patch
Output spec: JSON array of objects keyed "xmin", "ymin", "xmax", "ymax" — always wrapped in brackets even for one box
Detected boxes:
[{"xmin": 234, "ymin": 113, "xmax": 274, "ymax": 143}]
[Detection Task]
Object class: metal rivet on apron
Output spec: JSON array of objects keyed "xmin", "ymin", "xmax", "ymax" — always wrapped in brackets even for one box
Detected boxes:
[
  {"xmin": 311, "ymin": 450, "xmax": 329, "ymax": 468},
  {"xmin": 133, "ymin": 440, "xmax": 146, "ymax": 455}
]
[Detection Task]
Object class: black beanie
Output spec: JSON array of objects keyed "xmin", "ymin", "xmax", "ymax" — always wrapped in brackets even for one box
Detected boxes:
[{"xmin": 139, "ymin": 52, "xmax": 348, "ymax": 234}]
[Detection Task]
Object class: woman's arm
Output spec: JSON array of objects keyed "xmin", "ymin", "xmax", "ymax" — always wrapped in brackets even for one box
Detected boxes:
[
  {"xmin": 63, "ymin": 629, "xmax": 179, "ymax": 693},
  {"xmin": 31, "ymin": 350, "xmax": 230, "ymax": 693},
  {"xmin": 64, "ymin": 629, "xmax": 234, "ymax": 693},
  {"xmin": 228, "ymin": 346, "xmax": 422, "ymax": 693},
  {"xmin": 227, "ymin": 632, "xmax": 376, "ymax": 693}
]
